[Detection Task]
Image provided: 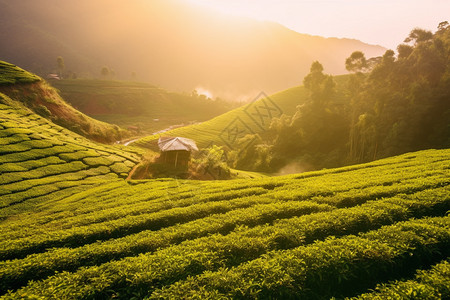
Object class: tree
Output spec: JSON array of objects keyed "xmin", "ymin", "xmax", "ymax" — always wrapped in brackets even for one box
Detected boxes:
[
  {"xmin": 303, "ymin": 61, "xmax": 335, "ymax": 108},
  {"xmin": 397, "ymin": 44, "xmax": 413, "ymax": 59},
  {"xmin": 404, "ymin": 28, "xmax": 433, "ymax": 45},
  {"xmin": 345, "ymin": 51, "xmax": 368, "ymax": 73},
  {"xmin": 101, "ymin": 66, "xmax": 110, "ymax": 78},
  {"xmin": 437, "ymin": 21, "xmax": 449, "ymax": 32},
  {"xmin": 56, "ymin": 56, "xmax": 65, "ymax": 79},
  {"xmin": 194, "ymin": 145, "xmax": 230, "ymax": 179},
  {"xmin": 383, "ymin": 49, "xmax": 396, "ymax": 62},
  {"xmin": 303, "ymin": 61, "xmax": 326, "ymax": 95},
  {"xmin": 366, "ymin": 56, "xmax": 382, "ymax": 70}
]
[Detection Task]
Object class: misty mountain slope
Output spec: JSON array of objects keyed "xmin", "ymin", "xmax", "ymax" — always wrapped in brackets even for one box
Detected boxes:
[
  {"xmin": 50, "ymin": 79, "xmax": 233, "ymax": 135},
  {"xmin": 0, "ymin": 0, "xmax": 385, "ymax": 99}
]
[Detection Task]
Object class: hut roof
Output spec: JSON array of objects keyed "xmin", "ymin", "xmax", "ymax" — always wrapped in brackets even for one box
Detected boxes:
[{"xmin": 158, "ymin": 136, "xmax": 198, "ymax": 152}]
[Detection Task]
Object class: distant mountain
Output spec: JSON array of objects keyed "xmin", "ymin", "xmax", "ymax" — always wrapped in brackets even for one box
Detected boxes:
[{"xmin": 0, "ymin": 0, "xmax": 386, "ymax": 100}]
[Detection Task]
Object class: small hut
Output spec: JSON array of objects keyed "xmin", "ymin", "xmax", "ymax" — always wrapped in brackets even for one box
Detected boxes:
[
  {"xmin": 46, "ymin": 74, "xmax": 61, "ymax": 80},
  {"xmin": 158, "ymin": 136, "xmax": 198, "ymax": 169}
]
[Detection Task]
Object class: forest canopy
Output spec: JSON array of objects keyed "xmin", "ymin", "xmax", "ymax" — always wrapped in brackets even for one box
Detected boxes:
[{"xmin": 231, "ymin": 23, "xmax": 450, "ymax": 172}]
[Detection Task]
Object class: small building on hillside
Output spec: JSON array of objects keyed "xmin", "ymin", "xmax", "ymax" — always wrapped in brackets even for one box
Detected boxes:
[
  {"xmin": 158, "ymin": 136, "xmax": 198, "ymax": 169},
  {"xmin": 47, "ymin": 73, "xmax": 61, "ymax": 80},
  {"xmin": 127, "ymin": 125, "xmax": 141, "ymax": 134}
]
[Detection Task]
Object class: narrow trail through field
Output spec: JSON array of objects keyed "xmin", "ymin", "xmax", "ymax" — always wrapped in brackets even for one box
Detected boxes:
[{"xmin": 123, "ymin": 138, "xmax": 139, "ymax": 146}]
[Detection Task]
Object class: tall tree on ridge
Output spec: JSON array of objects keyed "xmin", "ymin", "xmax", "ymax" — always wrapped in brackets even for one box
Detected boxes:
[{"xmin": 56, "ymin": 56, "xmax": 65, "ymax": 79}]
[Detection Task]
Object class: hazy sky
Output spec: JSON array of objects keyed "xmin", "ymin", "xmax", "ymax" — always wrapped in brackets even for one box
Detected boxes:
[{"xmin": 187, "ymin": 0, "xmax": 449, "ymax": 49}]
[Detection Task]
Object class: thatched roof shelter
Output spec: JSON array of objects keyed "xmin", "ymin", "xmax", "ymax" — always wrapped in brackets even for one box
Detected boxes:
[
  {"xmin": 158, "ymin": 137, "xmax": 198, "ymax": 152},
  {"xmin": 157, "ymin": 137, "xmax": 198, "ymax": 168}
]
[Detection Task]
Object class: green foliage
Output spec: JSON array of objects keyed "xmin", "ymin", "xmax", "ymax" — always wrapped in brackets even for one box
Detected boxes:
[
  {"xmin": 0, "ymin": 26, "xmax": 450, "ymax": 299},
  {"xmin": 0, "ymin": 102, "xmax": 140, "ymax": 214},
  {"xmin": 34, "ymin": 104, "xmax": 52, "ymax": 117},
  {"xmin": 100, "ymin": 66, "xmax": 110, "ymax": 77},
  {"xmin": 404, "ymin": 28, "xmax": 433, "ymax": 45},
  {"xmin": 0, "ymin": 147, "xmax": 449, "ymax": 298},
  {"xmin": 0, "ymin": 61, "xmax": 40, "ymax": 85},
  {"xmin": 350, "ymin": 260, "xmax": 450, "ymax": 299},
  {"xmin": 150, "ymin": 217, "xmax": 450, "ymax": 299},
  {"xmin": 272, "ymin": 23, "xmax": 450, "ymax": 170},
  {"xmin": 348, "ymin": 24, "xmax": 450, "ymax": 163},
  {"xmin": 193, "ymin": 145, "xmax": 231, "ymax": 179},
  {"xmin": 134, "ymin": 85, "xmax": 309, "ymax": 150},
  {"xmin": 303, "ymin": 61, "xmax": 336, "ymax": 107},
  {"xmin": 56, "ymin": 56, "xmax": 65, "ymax": 78},
  {"xmin": 134, "ymin": 24, "xmax": 450, "ymax": 174},
  {"xmin": 0, "ymin": 61, "xmax": 133, "ymax": 143},
  {"xmin": 346, "ymin": 51, "xmax": 368, "ymax": 73}
]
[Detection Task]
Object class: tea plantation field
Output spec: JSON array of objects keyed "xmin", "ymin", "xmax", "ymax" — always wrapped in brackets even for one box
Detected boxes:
[
  {"xmin": 0, "ymin": 95, "xmax": 143, "ymax": 219},
  {"xmin": 0, "ymin": 102, "xmax": 449, "ymax": 300}
]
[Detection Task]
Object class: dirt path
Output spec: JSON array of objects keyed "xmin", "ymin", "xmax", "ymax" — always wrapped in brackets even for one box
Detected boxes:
[{"xmin": 123, "ymin": 138, "xmax": 139, "ymax": 146}]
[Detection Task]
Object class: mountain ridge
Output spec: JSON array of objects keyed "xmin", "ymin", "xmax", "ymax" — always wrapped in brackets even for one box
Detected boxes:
[{"xmin": 0, "ymin": 0, "xmax": 386, "ymax": 100}]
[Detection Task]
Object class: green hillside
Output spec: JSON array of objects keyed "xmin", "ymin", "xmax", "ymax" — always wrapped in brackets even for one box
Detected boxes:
[
  {"xmin": 0, "ymin": 61, "xmax": 130, "ymax": 143},
  {"xmin": 0, "ymin": 61, "xmax": 40, "ymax": 85},
  {"xmin": 0, "ymin": 96, "xmax": 143, "ymax": 218},
  {"xmin": 0, "ymin": 145, "xmax": 448, "ymax": 298},
  {"xmin": 134, "ymin": 24, "xmax": 450, "ymax": 175},
  {"xmin": 51, "ymin": 79, "xmax": 233, "ymax": 135},
  {"xmin": 134, "ymin": 75, "xmax": 349, "ymax": 151},
  {"xmin": 134, "ymin": 86, "xmax": 309, "ymax": 150}
]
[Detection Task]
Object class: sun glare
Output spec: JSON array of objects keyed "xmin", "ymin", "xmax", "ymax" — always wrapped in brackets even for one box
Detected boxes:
[
  {"xmin": 195, "ymin": 86, "xmax": 214, "ymax": 99},
  {"xmin": 184, "ymin": 0, "xmax": 450, "ymax": 50},
  {"xmin": 186, "ymin": 0, "xmax": 266, "ymax": 20}
]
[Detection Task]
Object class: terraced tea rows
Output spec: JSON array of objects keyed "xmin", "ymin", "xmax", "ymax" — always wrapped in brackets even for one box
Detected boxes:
[
  {"xmin": 0, "ymin": 145, "xmax": 449, "ymax": 298},
  {"xmin": 0, "ymin": 96, "xmax": 142, "ymax": 218},
  {"xmin": 351, "ymin": 260, "xmax": 450, "ymax": 299},
  {"xmin": 0, "ymin": 61, "xmax": 40, "ymax": 85}
]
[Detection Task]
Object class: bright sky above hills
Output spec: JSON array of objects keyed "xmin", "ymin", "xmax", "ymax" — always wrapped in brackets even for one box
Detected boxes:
[{"xmin": 186, "ymin": 0, "xmax": 450, "ymax": 49}]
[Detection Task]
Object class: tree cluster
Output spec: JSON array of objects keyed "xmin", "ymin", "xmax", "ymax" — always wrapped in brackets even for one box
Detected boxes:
[{"xmin": 230, "ymin": 23, "xmax": 450, "ymax": 172}]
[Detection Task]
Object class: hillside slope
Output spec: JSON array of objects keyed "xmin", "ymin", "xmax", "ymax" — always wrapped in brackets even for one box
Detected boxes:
[
  {"xmin": 0, "ymin": 61, "xmax": 127, "ymax": 143},
  {"xmin": 0, "ymin": 0, "xmax": 385, "ymax": 99},
  {"xmin": 51, "ymin": 79, "xmax": 233, "ymax": 135},
  {"xmin": 0, "ymin": 96, "xmax": 143, "ymax": 218},
  {"xmin": 0, "ymin": 148, "xmax": 448, "ymax": 298},
  {"xmin": 134, "ymin": 86, "xmax": 309, "ymax": 150},
  {"xmin": 0, "ymin": 61, "xmax": 40, "ymax": 85},
  {"xmin": 134, "ymin": 75, "xmax": 350, "ymax": 151}
]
